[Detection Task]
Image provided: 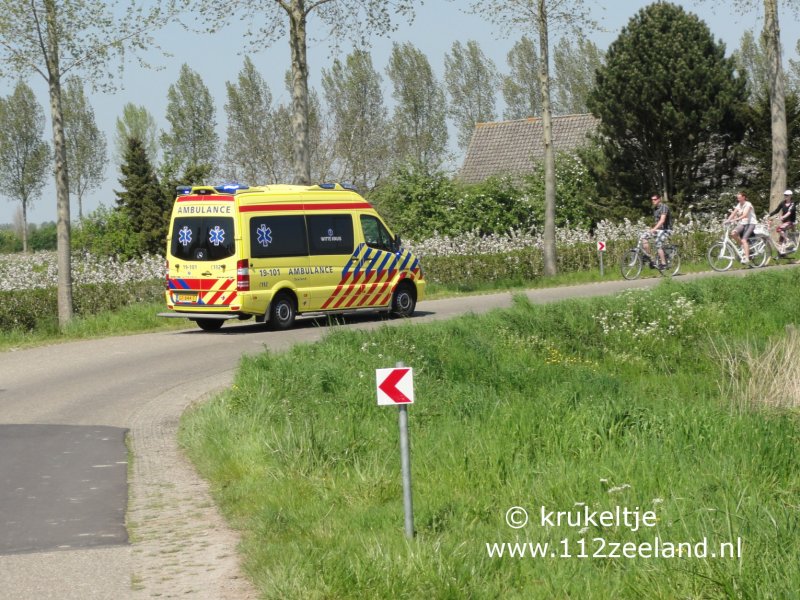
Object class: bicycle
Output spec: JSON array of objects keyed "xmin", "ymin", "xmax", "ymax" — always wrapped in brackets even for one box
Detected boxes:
[
  {"xmin": 620, "ymin": 236, "xmax": 681, "ymax": 280},
  {"xmin": 766, "ymin": 215, "xmax": 798, "ymax": 259},
  {"xmin": 706, "ymin": 222, "xmax": 769, "ymax": 271}
]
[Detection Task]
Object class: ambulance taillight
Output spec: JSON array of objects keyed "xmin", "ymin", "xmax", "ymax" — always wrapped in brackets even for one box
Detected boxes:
[
  {"xmin": 236, "ymin": 259, "xmax": 250, "ymax": 291},
  {"xmin": 164, "ymin": 260, "xmax": 170, "ymax": 290}
]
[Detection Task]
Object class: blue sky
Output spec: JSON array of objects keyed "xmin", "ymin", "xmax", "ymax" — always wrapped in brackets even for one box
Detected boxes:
[{"xmin": 0, "ymin": 0, "xmax": 795, "ymax": 225}]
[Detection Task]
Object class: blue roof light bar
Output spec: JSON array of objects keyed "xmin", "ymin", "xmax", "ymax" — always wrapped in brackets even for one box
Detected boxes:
[{"xmin": 214, "ymin": 182, "xmax": 250, "ymax": 193}]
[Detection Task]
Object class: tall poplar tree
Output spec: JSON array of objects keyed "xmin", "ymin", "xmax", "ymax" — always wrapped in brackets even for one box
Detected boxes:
[
  {"xmin": 322, "ymin": 49, "xmax": 389, "ymax": 191},
  {"xmin": 0, "ymin": 81, "xmax": 50, "ymax": 253},
  {"xmin": 734, "ymin": 30, "xmax": 770, "ymax": 101},
  {"xmin": 161, "ymin": 64, "xmax": 218, "ymax": 178},
  {"xmin": 115, "ymin": 103, "xmax": 159, "ymax": 166},
  {"xmin": 552, "ymin": 35, "xmax": 603, "ymax": 114},
  {"xmin": 193, "ymin": 0, "xmax": 417, "ymax": 186},
  {"xmin": 62, "ymin": 76, "xmax": 107, "ymax": 220},
  {"xmin": 788, "ymin": 39, "xmax": 800, "ymax": 92},
  {"xmin": 444, "ymin": 40, "xmax": 498, "ymax": 150},
  {"xmin": 223, "ymin": 57, "xmax": 278, "ymax": 184},
  {"xmin": 502, "ymin": 36, "xmax": 542, "ymax": 119},
  {"xmin": 386, "ymin": 42, "xmax": 448, "ymax": 172}
]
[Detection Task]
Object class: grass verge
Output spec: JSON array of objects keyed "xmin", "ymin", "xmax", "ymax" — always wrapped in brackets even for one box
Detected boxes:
[
  {"xmin": 0, "ymin": 301, "xmax": 189, "ymax": 351},
  {"xmin": 179, "ymin": 268, "xmax": 800, "ymax": 599}
]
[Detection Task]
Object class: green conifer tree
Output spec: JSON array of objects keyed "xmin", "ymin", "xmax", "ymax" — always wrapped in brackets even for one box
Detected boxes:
[{"xmin": 115, "ymin": 137, "xmax": 167, "ymax": 256}]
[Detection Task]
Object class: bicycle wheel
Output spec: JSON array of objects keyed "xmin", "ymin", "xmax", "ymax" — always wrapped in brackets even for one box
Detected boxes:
[
  {"xmin": 620, "ymin": 249, "xmax": 643, "ymax": 280},
  {"xmin": 661, "ymin": 246, "xmax": 680, "ymax": 277},
  {"xmin": 750, "ymin": 238, "xmax": 769, "ymax": 268},
  {"xmin": 707, "ymin": 241, "xmax": 735, "ymax": 271}
]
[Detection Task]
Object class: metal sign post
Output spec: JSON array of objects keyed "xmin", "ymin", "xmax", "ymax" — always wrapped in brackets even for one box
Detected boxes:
[
  {"xmin": 398, "ymin": 401, "xmax": 414, "ymax": 539},
  {"xmin": 376, "ymin": 362, "xmax": 415, "ymax": 539},
  {"xmin": 597, "ymin": 241, "xmax": 606, "ymax": 277}
]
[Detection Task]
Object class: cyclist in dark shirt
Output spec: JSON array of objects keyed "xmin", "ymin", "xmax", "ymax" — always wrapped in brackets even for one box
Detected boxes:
[
  {"xmin": 641, "ymin": 194, "xmax": 672, "ymax": 269},
  {"xmin": 768, "ymin": 190, "xmax": 796, "ymax": 255}
]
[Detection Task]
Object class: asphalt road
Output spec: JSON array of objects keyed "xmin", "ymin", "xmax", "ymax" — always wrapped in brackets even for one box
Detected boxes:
[
  {"xmin": 0, "ymin": 266, "xmax": 782, "ymax": 598},
  {"xmin": 0, "ymin": 424, "xmax": 128, "ymax": 555}
]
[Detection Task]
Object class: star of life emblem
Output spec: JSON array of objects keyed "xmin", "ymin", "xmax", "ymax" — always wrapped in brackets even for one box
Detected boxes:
[
  {"xmin": 178, "ymin": 226, "xmax": 192, "ymax": 246},
  {"xmin": 257, "ymin": 224, "xmax": 273, "ymax": 247},
  {"xmin": 209, "ymin": 225, "xmax": 225, "ymax": 246}
]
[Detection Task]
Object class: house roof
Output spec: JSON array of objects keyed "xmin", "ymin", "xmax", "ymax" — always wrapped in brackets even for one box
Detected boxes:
[{"xmin": 458, "ymin": 113, "xmax": 599, "ymax": 184}]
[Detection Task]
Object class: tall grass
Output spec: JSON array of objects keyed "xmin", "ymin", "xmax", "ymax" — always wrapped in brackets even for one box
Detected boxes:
[
  {"xmin": 180, "ymin": 269, "xmax": 800, "ymax": 599},
  {"xmin": 715, "ymin": 324, "xmax": 800, "ymax": 413}
]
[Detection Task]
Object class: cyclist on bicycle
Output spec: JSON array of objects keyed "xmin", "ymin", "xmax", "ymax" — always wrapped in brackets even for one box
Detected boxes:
[
  {"xmin": 641, "ymin": 194, "xmax": 672, "ymax": 269},
  {"xmin": 768, "ymin": 189, "xmax": 796, "ymax": 256},
  {"xmin": 724, "ymin": 191, "xmax": 757, "ymax": 264}
]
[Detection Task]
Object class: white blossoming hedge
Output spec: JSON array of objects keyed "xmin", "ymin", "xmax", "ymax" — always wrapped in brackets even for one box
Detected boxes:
[
  {"xmin": 0, "ymin": 252, "xmax": 166, "ymax": 331},
  {"xmin": 0, "ymin": 252, "xmax": 166, "ymax": 291},
  {"xmin": 409, "ymin": 213, "xmax": 720, "ymax": 287},
  {"xmin": 0, "ymin": 214, "xmax": 722, "ymax": 331}
]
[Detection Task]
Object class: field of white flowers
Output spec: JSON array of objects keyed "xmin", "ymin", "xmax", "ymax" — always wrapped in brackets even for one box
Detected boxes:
[{"xmin": 0, "ymin": 214, "xmax": 722, "ymax": 291}]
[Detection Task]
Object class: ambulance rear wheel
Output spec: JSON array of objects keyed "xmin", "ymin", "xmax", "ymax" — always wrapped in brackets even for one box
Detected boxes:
[
  {"xmin": 269, "ymin": 292, "xmax": 296, "ymax": 330},
  {"xmin": 195, "ymin": 319, "xmax": 224, "ymax": 332},
  {"xmin": 391, "ymin": 282, "xmax": 416, "ymax": 318}
]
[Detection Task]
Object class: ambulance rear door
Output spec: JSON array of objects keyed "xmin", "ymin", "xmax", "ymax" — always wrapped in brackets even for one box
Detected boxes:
[{"xmin": 167, "ymin": 197, "xmax": 239, "ymax": 311}]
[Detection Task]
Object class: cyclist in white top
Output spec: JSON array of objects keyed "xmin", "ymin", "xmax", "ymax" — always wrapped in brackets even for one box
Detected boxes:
[{"xmin": 724, "ymin": 191, "xmax": 757, "ymax": 264}]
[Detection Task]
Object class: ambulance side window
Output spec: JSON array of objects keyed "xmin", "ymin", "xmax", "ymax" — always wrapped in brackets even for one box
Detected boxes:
[
  {"xmin": 360, "ymin": 215, "xmax": 396, "ymax": 252},
  {"xmin": 307, "ymin": 214, "xmax": 354, "ymax": 255},
  {"xmin": 170, "ymin": 217, "xmax": 235, "ymax": 261},
  {"xmin": 249, "ymin": 215, "xmax": 308, "ymax": 258}
]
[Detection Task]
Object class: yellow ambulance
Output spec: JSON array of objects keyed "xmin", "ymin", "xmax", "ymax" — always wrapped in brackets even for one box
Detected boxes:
[{"xmin": 160, "ymin": 183, "xmax": 425, "ymax": 331}]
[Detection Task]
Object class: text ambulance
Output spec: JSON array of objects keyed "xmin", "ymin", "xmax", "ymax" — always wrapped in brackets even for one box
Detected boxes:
[{"xmin": 160, "ymin": 183, "xmax": 425, "ymax": 331}]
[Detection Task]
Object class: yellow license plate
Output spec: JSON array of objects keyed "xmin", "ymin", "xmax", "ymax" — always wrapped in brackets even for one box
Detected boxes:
[{"xmin": 176, "ymin": 293, "xmax": 198, "ymax": 303}]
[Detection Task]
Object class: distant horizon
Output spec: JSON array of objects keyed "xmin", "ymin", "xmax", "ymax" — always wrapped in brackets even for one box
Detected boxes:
[{"xmin": 0, "ymin": 0, "xmax": 789, "ymax": 227}]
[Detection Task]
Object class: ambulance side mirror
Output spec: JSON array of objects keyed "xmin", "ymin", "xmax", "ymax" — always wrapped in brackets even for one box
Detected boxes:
[{"xmin": 394, "ymin": 234, "xmax": 402, "ymax": 252}]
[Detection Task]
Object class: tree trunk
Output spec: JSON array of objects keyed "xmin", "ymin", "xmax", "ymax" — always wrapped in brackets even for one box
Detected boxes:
[
  {"xmin": 538, "ymin": 0, "xmax": 557, "ymax": 276},
  {"xmin": 21, "ymin": 200, "xmax": 28, "ymax": 253},
  {"xmin": 45, "ymin": 0, "xmax": 73, "ymax": 326},
  {"xmin": 288, "ymin": 1, "xmax": 311, "ymax": 185},
  {"xmin": 765, "ymin": 0, "xmax": 787, "ymax": 212}
]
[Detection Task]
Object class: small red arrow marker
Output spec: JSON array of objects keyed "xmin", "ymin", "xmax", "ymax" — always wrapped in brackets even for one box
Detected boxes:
[
  {"xmin": 378, "ymin": 368, "xmax": 412, "ymax": 403},
  {"xmin": 376, "ymin": 367, "xmax": 415, "ymax": 405}
]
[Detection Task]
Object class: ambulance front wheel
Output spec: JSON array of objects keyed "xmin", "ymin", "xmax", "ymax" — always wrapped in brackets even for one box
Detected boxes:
[
  {"xmin": 269, "ymin": 292, "xmax": 297, "ymax": 330},
  {"xmin": 391, "ymin": 282, "xmax": 417, "ymax": 318}
]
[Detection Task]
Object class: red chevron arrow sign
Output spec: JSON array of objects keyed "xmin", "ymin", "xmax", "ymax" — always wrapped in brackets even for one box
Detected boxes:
[{"xmin": 376, "ymin": 367, "xmax": 414, "ymax": 405}]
